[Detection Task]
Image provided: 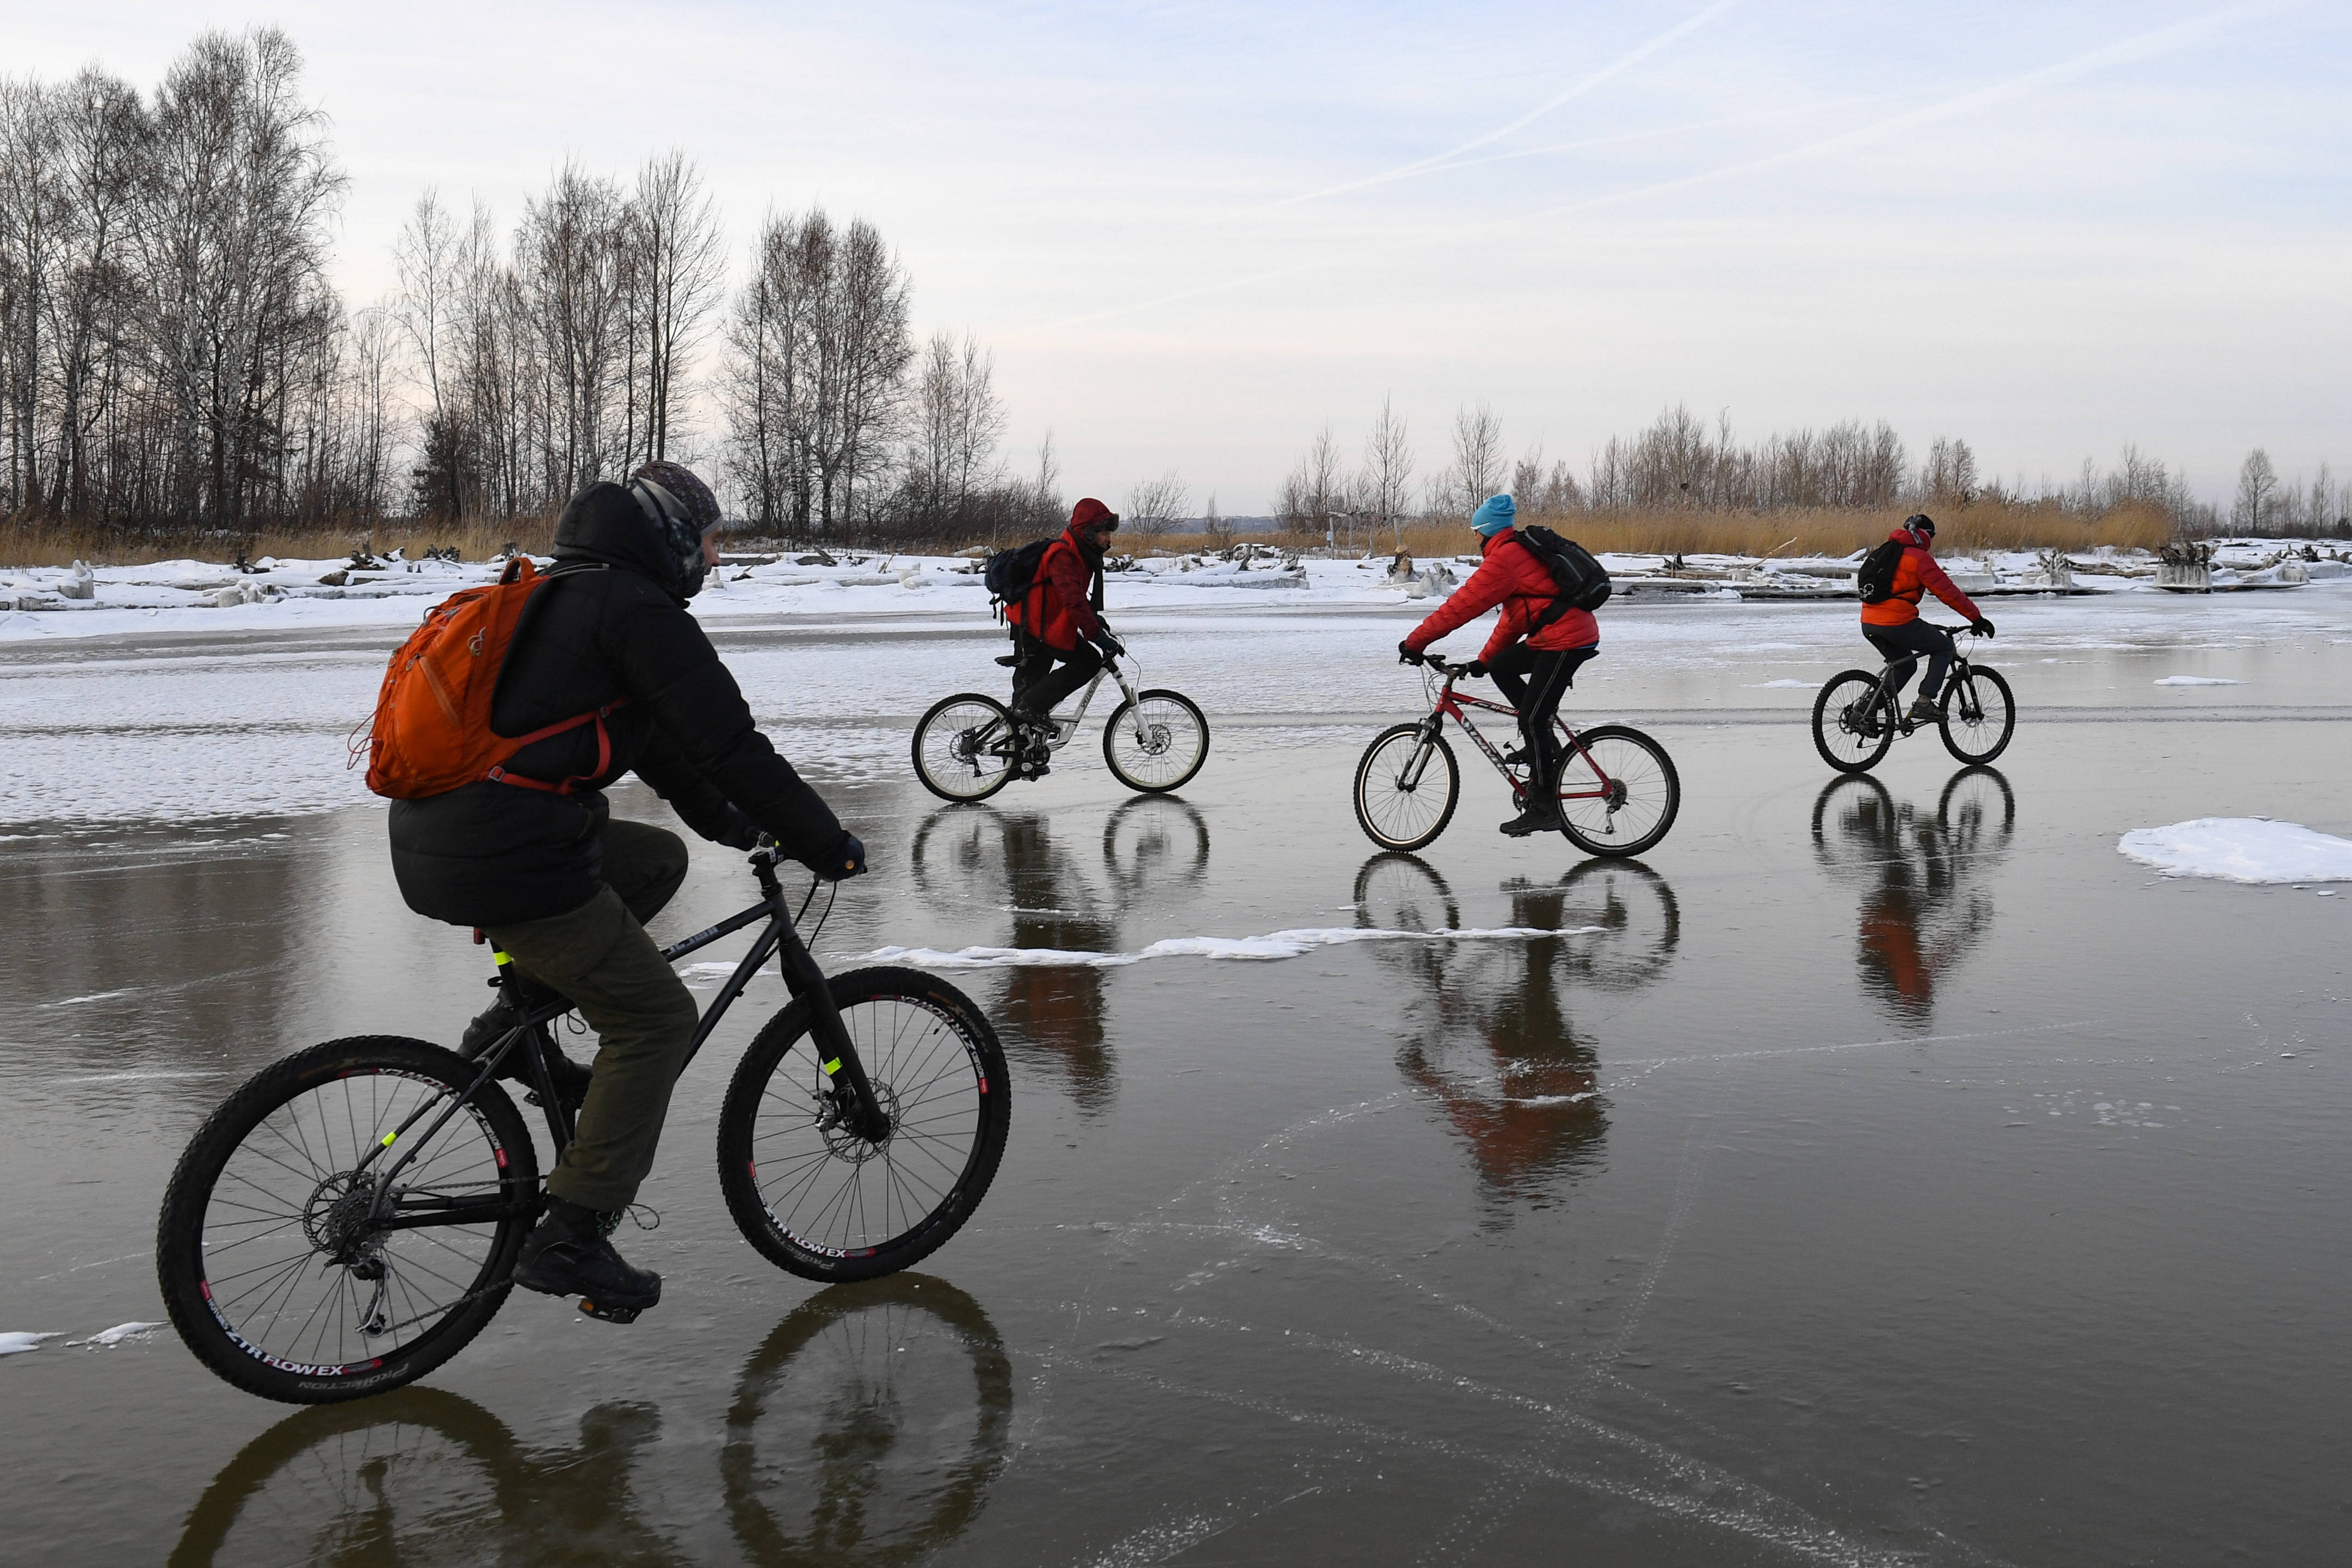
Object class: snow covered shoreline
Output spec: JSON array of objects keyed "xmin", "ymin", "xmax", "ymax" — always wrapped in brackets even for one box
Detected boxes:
[{"xmin": 4, "ymin": 537, "xmax": 2344, "ymax": 644}]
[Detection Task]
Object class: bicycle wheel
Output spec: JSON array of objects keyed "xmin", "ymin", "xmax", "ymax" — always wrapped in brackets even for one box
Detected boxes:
[
  {"xmin": 1354, "ymin": 723, "xmax": 1459, "ymax": 851},
  {"xmin": 913, "ymin": 694, "xmax": 1018, "ymax": 802},
  {"xmin": 1813, "ymin": 671, "xmax": 1897, "ymax": 774},
  {"xmin": 1554, "ymin": 724, "xmax": 1678, "ymax": 859},
  {"xmin": 718, "ymin": 968, "xmax": 1010, "ymax": 1283},
  {"xmin": 723, "ymin": 1274, "xmax": 1013, "ymax": 1567},
  {"xmin": 1939, "ymin": 666, "xmax": 2015, "ymax": 764},
  {"xmin": 168, "ymin": 1387, "xmax": 515, "ymax": 1566},
  {"xmin": 1102, "ymin": 688, "xmax": 1209, "ymax": 793},
  {"xmin": 157, "ymin": 1036, "xmax": 540, "ymax": 1405}
]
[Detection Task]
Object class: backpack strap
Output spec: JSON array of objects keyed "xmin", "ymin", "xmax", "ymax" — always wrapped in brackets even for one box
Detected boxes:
[{"xmin": 484, "ymin": 699, "xmax": 631, "ymax": 794}]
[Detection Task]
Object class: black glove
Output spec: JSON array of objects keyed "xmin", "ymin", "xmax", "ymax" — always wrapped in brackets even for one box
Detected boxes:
[
  {"xmin": 1970, "ymin": 617, "xmax": 1995, "ymax": 638},
  {"xmin": 1398, "ymin": 641, "xmax": 1425, "ymax": 666},
  {"xmin": 1095, "ymin": 631, "xmax": 1126, "ymax": 659},
  {"xmin": 813, "ymin": 833, "xmax": 866, "ymax": 881},
  {"xmin": 1462, "ymin": 659, "xmax": 1489, "ymax": 678},
  {"xmin": 713, "ymin": 809, "xmax": 762, "ymax": 851}
]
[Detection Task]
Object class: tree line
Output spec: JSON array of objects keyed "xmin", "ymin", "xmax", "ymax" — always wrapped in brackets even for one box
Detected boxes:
[
  {"xmin": 1, "ymin": 28, "xmax": 1056, "ymax": 547},
  {"xmin": 1280, "ymin": 401, "xmax": 2349, "ymax": 548}
]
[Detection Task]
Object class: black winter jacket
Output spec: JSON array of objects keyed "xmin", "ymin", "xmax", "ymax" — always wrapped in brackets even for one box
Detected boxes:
[{"xmin": 388, "ymin": 482, "xmax": 850, "ymax": 927}]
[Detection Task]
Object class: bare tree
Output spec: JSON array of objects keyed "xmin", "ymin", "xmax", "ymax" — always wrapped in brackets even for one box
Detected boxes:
[
  {"xmin": 624, "ymin": 149, "xmax": 724, "ymax": 467},
  {"xmin": 1125, "ymin": 470, "xmax": 1189, "ymax": 539},
  {"xmin": 1362, "ymin": 396, "xmax": 1413, "ymax": 553},
  {"xmin": 2234, "ymin": 448, "xmax": 2277, "ymax": 533},
  {"xmin": 903, "ymin": 329, "xmax": 1006, "ymax": 531},
  {"xmin": 1435, "ymin": 402, "xmax": 1504, "ymax": 518}
]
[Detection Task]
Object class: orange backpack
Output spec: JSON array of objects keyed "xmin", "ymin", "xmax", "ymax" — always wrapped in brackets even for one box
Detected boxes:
[{"xmin": 356, "ymin": 557, "xmax": 625, "ymax": 800}]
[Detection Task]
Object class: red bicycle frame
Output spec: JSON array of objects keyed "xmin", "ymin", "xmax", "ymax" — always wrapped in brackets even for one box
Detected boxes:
[{"xmin": 1417, "ymin": 657, "xmax": 1621, "ymax": 808}]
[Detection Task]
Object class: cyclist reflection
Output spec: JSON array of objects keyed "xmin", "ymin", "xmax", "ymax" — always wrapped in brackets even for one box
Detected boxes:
[
  {"xmin": 911, "ymin": 798, "xmax": 1209, "ymax": 1114},
  {"xmin": 172, "ymin": 1275, "xmax": 1011, "ymax": 1568},
  {"xmin": 1359, "ymin": 854, "xmax": 1680, "ymax": 1209},
  {"xmin": 1811, "ymin": 768, "xmax": 2014, "ymax": 1028}
]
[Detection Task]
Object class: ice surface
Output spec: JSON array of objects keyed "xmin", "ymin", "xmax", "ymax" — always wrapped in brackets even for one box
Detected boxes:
[
  {"xmin": 857, "ymin": 924, "xmax": 1602, "ymax": 969},
  {"xmin": 2118, "ymin": 818, "xmax": 2352, "ymax": 883}
]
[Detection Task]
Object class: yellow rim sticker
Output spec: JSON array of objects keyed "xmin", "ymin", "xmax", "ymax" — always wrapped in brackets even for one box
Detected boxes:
[{"xmin": 380, "ymin": 1133, "xmax": 397, "ymax": 1147}]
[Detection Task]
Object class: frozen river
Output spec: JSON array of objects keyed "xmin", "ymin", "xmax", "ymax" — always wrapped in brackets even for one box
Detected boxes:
[{"xmin": 3, "ymin": 589, "xmax": 2349, "ymax": 1564}]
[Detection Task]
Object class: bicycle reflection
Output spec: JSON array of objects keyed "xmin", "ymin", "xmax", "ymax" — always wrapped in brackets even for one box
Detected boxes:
[
  {"xmin": 1356, "ymin": 853, "xmax": 1681, "ymax": 1211},
  {"xmin": 911, "ymin": 797, "xmax": 1210, "ymax": 1114},
  {"xmin": 1811, "ymin": 767, "xmax": 2014, "ymax": 1028},
  {"xmin": 171, "ymin": 1275, "xmax": 1011, "ymax": 1568}
]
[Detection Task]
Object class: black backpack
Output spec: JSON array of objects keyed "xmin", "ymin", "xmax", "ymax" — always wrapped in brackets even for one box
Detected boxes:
[
  {"xmin": 983, "ymin": 538, "xmax": 1054, "ymax": 621},
  {"xmin": 1856, "ymin": 538, "xmax": 1906, "ymax": 605},
  {"xmin": 1513, "ymin": 525, "xmax": 1613, "ymax": 629}
]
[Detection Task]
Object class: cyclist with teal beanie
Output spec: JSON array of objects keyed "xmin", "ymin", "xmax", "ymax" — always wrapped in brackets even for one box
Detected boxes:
[{"xmin": 1398, "ymin": 495, "xmax": 1601, "ymax": 836}]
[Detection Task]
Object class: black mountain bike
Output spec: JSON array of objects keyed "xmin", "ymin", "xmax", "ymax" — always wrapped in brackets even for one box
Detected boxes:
[
  {"xmin": 1811, "ymin": 633, "xmax": 2015, "ymax": 774},
  {"xmin": 156, "ymin": 845, "xmax": 1012, "ymax": 1405}
]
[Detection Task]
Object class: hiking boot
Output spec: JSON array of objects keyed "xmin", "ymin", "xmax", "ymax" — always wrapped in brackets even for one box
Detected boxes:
[
  {"xmin": 1906, "ymin": 696, "xmax": 1940, "ymax": 724},
  {"xmin": 1499, "ymin": 805, "xmax": 1563, "ymax": 837},
  {"xmin": 458, "ymin": 994, "xmax": 594, "ymax": 1110},
  {"xmin": 514, "ymin": 1197, "xmax": 662, "ymax": 1320}
]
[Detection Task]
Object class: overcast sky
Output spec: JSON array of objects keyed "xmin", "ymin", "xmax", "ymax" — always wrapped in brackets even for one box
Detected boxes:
[{"xmin": 7, "ymin": 1, "xmax": 2344, "ymax": 511}]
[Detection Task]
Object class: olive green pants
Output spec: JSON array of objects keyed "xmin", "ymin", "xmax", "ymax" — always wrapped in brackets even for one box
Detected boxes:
[{"xmin": 484, "ymin": 818, "xmax": 696, "ymax": 1212}]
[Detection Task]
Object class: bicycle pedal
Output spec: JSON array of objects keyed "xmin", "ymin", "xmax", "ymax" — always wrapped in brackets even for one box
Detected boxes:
[{"xmin": 577, "ymin": 1298, "xmax": 642, "ymax": 1324}]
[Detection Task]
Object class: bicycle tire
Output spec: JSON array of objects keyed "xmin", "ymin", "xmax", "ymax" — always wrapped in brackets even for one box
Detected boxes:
[
  {"xmin": 722, "ymin": 1274, "xmax": 1013, "ymax": 1566},
  {"xmin": 157, "ymin": 1036, "xmax": 539, "ymax": 1405},
  {"xmin": 913, "ymin": 693, "xmax": 1019, "ymax": 802},
  {"xmin": 1554, "ymin": 724, "xmax": 1679, "ymax": 859},
  {"xmin": 1354, "ymin": 724, "xmax": 1459, "ymax": 851},
  {"xmin": 169, "ymin": 1386, "xmax": 517, "ymax": 1566},
  {"xmin": 1102, "ymin": 688, "xmax": 1209, "ymax": 793},
  {"xmin": 1813, "ymin": 670, "xmax": 1897, "ymax": 774},
  {"xmin": 1939, "ymin": 666, "xmax": 2015, "ymax": 765},
  {"xmin": 718, "ymin": 968, "xmax": 1010, "ymax": 1283}
]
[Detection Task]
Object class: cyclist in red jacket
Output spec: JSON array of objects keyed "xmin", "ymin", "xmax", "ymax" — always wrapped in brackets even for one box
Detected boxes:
[
  {"xmin": 1398, "ymin": 495, "xmax": 1599, "ymax": 836},
  {"xmin": 1005, "ymin": 498, "xmax": 1125, "ymax": 775},
  {"xmin": 1862, "ymin": 514, "xmax": 1994, "ymax": 723}
]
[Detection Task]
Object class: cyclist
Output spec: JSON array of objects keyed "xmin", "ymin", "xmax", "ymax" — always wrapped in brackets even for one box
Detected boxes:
[
  {"xmin": 1397, "ymin": 495, "xmax": 1599, "ymax": 837},
  {"xmin": 387, "ymin": 460, "xmax": 866, "ymax": 1320},
  {"xmin": 1862, "ymin": 513, "xmax": 1994, "ymax": 723},
  {"xmin": 1004, "ymin": 497, "xmax": 1125, "ymax": 776}
]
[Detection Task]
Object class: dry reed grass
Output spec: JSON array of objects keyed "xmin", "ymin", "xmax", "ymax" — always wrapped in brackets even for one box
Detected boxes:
[
  {"xmin": 1151, "ymin": 501, "xmax": 2176, "ymax": 561},
  {"xmin": 0, "ymin": 513, "xmax": 559, "ymax": 569}
]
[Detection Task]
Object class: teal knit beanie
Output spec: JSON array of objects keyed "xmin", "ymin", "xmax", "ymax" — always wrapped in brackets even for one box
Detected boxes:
[{"xmin": 1471, "ymin": 495, "xmax": 1516, "ymax": 536}]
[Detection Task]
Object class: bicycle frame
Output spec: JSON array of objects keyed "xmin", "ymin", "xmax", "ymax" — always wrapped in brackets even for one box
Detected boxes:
[
  {"xmin": 1864, "ymin": 640, "xmax": 1987, "ymax": 729},
  {"xmin": 1005, "ymin": 655, "xmax": 1149, "ymax": 754},
  {"xmin": 353, "ymin": 847, "xmax": 881, "ymax": 1232},
  {"xmin": 1411, "ymin": 660, "xmax": 1621, "ymax": 808}
]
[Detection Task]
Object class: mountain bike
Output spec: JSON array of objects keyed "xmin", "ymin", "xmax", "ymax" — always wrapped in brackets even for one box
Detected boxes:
[
  {"xmin": 1811, "ymin": 633, "xmax": 2015, "ymax": 774},
  {"xmin": 1353, "ymin": 652, "xmax": 1678, "ymax": 857},
  {"xmin": 912, "ymin": 647, "xmax": 1207, "ymax": 801},
  {"xmin": 155, "ymin": 845, "xmax": 1012, "ymax": 1405}
]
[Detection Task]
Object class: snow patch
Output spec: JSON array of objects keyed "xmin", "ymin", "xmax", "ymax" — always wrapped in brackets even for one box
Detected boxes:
[
  {"xmin": 0, "ymin": 1331, "xmax": 61, "ymax": 1355},
  {"xmin": 857, "ymin": 924, "xmax": 1603, "ymax": 970},
  {"xmin": 1742, "ymin": 679, "xmax": 1814, "ymax": 689},
  {"xmin": 2153, "ymin": 675, "xmax": 2244, "ymax": 687},
  {"xmin": 2118, "ymin": 818, "xmax": 2352, "ymax": 884},
  {"xmin": 66, "ymin": 1321, "xmax": 164, "ymax": 1348}
]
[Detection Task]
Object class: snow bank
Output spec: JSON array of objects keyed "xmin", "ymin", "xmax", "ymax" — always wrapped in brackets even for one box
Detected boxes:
[
  {"xmin": 857, "ymin": 923, "xmax": 1602, "ymax": 969},
  {"xmin": 2118, "ymin": 818, "xmax": 2352, "ymax": 883}
]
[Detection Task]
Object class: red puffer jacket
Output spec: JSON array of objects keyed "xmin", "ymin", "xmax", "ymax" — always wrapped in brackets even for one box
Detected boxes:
[
  {"xmin": 1861, "ymin": 529, "xmax": 1981, "ymax": 628},
  {"xmin": 1007, "ymin": 524, "xmax": 1108, "ymax": 651},
  {"xmin": 1403, "ymin": 528, "xmax": 1599, "ymax": 663}
]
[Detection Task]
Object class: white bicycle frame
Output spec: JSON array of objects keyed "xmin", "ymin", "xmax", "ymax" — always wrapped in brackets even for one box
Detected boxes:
[{"xmin": 1032, "ymin": 655, "xmax": 1149, "ymax": 752}]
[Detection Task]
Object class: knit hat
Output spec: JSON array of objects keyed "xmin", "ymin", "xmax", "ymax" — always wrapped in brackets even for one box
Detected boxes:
[
  {"xmin": 1471, "ymin": 495, "xmax": 1516, "ymax": 536},
  {"xmin": 629, "ymin": 461, "xmax": 723, "ymax": 599}
]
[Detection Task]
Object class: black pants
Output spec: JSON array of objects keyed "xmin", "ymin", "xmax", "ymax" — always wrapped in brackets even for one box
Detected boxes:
[
  {"xmin": 1011, "ymin": 633, "xmax": 1103, "ymax": 718},
  {"xmin": 1864, "ymin": 621, "xmax": 1956, "ymax": 701},
  {"xmin": 1487, "ymin": 643, "xmax": 1598, "ymax": 813}
]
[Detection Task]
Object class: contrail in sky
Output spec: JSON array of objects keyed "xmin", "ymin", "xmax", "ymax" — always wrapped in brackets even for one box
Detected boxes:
[
  {"xmin": 1034, "ymin": 4, "xmax": 2260, "ymax": 336},
  {"xmin": 1238, "ymin": 0, "xmax": 1746, "ymax": 217}
]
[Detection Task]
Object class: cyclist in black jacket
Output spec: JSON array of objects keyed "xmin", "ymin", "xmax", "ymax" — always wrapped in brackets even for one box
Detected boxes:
[{"xmin": 388, "ymin": 462, "xmax": 863, "ymax": 1318}]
